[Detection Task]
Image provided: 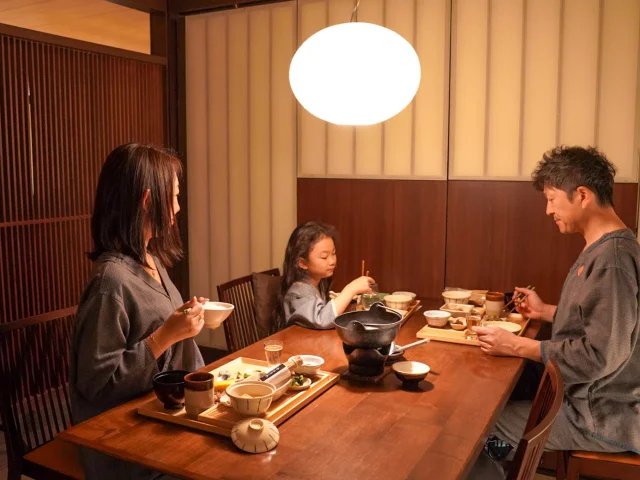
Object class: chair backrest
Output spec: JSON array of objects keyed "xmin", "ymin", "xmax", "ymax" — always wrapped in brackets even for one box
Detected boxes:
[
  {"xmin": 217, "ymin": 268, "xmax": 280, "ymax": 352},
  {"xmin": 0, "ymin": 307, "xmax": 77, "ymax": 475},
  {"xmin": 507, "ymin": 360, "xmax": 564, "ymax": 480}
]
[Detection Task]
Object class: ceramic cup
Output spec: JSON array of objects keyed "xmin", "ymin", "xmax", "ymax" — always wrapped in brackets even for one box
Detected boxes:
[
  {"xmin": 485, "ymin": 291, "xmax": 505, "ymax": 319},
  {"xmin": 184, "ymin": 372, "xmax": 215, "ymax": 416}
]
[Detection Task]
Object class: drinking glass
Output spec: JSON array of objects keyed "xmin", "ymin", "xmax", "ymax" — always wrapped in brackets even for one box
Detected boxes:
[
  {"xmin": 465, "ymin": 314, "xmax": 483, "ymax": 340},
  {"xmin": 264, "ymin": 340, "xmax": 283, "ymax": 366}
]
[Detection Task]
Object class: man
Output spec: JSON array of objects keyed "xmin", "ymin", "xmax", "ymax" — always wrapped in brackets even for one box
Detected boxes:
[{"xmin": 471, "ymin": 146, "xmax": 640, "ymax": 478}]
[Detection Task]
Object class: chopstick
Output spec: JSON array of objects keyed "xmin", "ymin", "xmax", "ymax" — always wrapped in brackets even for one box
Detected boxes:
[
  {"xmin": 361, "ymin": 260, "xmax": 365, "ymax": 277},
  {"xmin": 504, "ymin": 285, "xmax": 535, "ymax": 311}
]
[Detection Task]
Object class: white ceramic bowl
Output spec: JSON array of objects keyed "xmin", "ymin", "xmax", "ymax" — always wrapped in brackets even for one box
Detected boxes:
[
  {"xmin": 392, "ymin": 291, "xmax": 416, "ymax": 301},
  {"xmin": 424, "ymin": 310, "xmax": 451, "ymax": 328},
  {"xmin": 271, "ymin": 380, "xmax": 290, "ymax": 401},
  {"xmin": 203, "ymin": 301, "xmax": 234, "ymax": 329},
  {"xmin": 225, "ymin": 381, "xmax": 275, "ymax": 416},
  {"xmin": 442, "ymin": 290, "xmax": 472, "ymax": 305},
  {"xmin": 392, "ymin": 361, "xmax": 430, "ymax": 388},
  {"xmin": 291, "ymin": 355, "xmax": 324, "ymax": 376},
  {"xmin": 384, "ymin": 294, "xmax": 412, "ymax": 310}
]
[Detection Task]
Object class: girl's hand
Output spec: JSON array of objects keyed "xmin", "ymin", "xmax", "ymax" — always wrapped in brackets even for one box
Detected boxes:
[{"xmin": 345, "ymin": 276, "xmax": 375, "ymax": 296}]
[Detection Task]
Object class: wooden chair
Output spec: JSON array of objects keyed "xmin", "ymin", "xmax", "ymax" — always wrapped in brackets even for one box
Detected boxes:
[
  {"xmin": 557, "ymin": 450, "xmax": 640, "ymax": 479},
  {"xmin": 0, "ymin": 307, "xmax": 84, "ymax": 480},
  {"xmin": 217, "ymin": 268, "xmax": 280, "ymax": 352},
  {"xmin": 507, "ymin": 359, "xmax": 564, "ymax": 480}
]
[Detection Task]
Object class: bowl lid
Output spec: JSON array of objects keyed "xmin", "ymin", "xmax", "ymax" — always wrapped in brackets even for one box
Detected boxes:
[{"xmin": 231, "ymin": 418, "xmax": 279, "ymax": 453}]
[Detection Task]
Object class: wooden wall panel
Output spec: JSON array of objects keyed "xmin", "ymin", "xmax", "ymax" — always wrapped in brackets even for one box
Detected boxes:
[
  {"xmin": 445, "ymin": 182, "xmax": 638, "ymax": 304},
  {"xmin": 297, "ymin": 178, "xmax": 447, "ymax": 299},
  {"xmin": 0, "ymin": 34, "xmax": 165, "ymax": 324}
]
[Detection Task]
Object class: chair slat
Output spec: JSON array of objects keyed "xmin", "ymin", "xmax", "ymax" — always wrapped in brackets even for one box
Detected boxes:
[{"xmin": 217, "ymin": 268, "xmax": 280, "ymax": 352}]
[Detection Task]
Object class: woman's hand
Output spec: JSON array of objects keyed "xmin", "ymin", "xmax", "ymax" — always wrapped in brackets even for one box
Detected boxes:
[{"xmin": 151, "ymin": 297, "xmax": 207, "ymax": 354}]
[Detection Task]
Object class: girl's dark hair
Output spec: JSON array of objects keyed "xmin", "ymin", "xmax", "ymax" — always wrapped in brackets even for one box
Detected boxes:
[
  {"xmin": 274, "ymin": 221, "xmax": 339, "ymax": 330},
  {"xmin": 89, "ymin": 143, "xmax": 184, "ymax": 268},
  {"xmin": 532, "ymin": 146, "xmax": 616, "ymax": 207}
]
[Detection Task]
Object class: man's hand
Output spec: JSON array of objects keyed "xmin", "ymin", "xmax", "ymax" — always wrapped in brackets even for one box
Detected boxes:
[
  {"xmin": 473, "ymin": 326, "xmax": 542, "ymax": 362},
  {"xmin": 473, "ymin": 326, "xmax": 518, "ymax": 356}
]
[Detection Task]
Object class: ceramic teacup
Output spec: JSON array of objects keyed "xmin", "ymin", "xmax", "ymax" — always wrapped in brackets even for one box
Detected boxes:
[{"xmin": 184, "ymin": 372, "xmax": 215, "ymax": 416}]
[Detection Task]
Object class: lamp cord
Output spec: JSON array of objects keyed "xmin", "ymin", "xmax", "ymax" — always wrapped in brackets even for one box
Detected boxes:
[{"xmin": 350, "ymin": 0, "xmax": 361, "ymax": 22}]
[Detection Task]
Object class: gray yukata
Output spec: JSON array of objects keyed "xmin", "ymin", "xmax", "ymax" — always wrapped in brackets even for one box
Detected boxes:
[
  {"xmin": 471, "ymin": 228, "xmax": 640, "ymax": 480},
  {"xmin": 283, "ymin": 280, "xmax": 337, "ymax": 329},
  {"xmin": 70, "ymin": 252, "xmax": 204, "ymax": 480}
]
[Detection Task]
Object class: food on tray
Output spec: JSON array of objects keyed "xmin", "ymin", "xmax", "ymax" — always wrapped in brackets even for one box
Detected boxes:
[
  {"xmin": 291, "ymin": 374, "xmax": 306, "ymax": 387},
  {"xmin": 445, "ymin": 304, "xmax": 469, "ymax": 312},
  {"xmin": 451, "ymin": 317, "xmax": 465, "ymax": 325},
  {"xmin": 214, "ymin": 369, "xmax": 264, "ymax": 392}
]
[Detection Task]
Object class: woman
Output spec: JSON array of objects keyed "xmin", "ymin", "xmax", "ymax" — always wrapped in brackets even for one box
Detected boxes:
[{"xmin": 70, "ymin": 143, "xmax": 207, "ymax": 479}]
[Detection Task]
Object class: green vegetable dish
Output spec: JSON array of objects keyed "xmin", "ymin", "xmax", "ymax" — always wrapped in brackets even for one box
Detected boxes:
[{"xmin": 291, "ymin": 374, "xmax": 305, "ymax": 387}]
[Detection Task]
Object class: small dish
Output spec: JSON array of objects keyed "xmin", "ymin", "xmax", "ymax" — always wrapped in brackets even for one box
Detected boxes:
[
  {"xmin": 508, "ymin": 312, "xmax": 524, "ymax": 322},
  {"xmin": 440, "ymin": 303, "xmax": 473, "ymax": 318},
  {"xmin": 442, "ymin": 290, "xmax": 472, "ymax": 305},
  {"xmin": 291, "ymin": 355, "xmax": 324, "ymax": 376},
  {"xmin": 384, "ymin": 294, "xmax": 412, "ymax": 310},
  {"xmin": 289, "ymin": 377, "xmax": 312, "ymax": 391},
  {"xmin": 392, "ymin": 291, "xmax": 416, "ymax": 301},
  {"xmin": 392, "ymin": 361, "xmax": 430, "ymax": 389},
  {"xmin": 482, "ymin": 321, "xmax": 522, "ymax": 334},
  {"xmin": 448, "ymin": 317, "xmax": 467, "ymax": 331},
  {"xmin": 424, "ymin": 310, "xmax": 451, "ymax": 328},
  {"xmin": 271, "ymin": 379, "xmax": 290, "ymax": 401}
]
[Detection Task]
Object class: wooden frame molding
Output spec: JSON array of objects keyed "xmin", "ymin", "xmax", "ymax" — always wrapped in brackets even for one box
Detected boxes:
[{"xmin": 0, "ymin": 23, "xmax": 167, "ymax": 65}]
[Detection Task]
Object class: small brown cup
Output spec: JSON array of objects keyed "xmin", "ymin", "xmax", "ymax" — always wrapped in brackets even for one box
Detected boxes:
[{"xmin": 184, "ymin": 372, "xmax": 215, "ymax": 416}]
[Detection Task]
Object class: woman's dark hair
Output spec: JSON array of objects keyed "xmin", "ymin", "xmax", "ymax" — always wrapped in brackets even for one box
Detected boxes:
[
  {"xmin": 274, "ymin": 222, "xmax": 339, "ymax": 330},
  {"xmin": 532, "ymin": 146, "xmax": 616, "ymax": 207},
  {"xmin": 89, "ymin": 143, "xmax": 183, "ymax": 267}
]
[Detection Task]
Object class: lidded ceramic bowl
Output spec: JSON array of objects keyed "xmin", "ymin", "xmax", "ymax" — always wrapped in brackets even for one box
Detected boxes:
[{"xmin": 231, "ymin": 418, "xmax": 279, "ymax": 453}]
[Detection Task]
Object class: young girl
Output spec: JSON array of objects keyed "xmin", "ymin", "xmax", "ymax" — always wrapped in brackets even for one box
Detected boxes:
[{"xmin": 279, "ymin": 221, "xmax": 374, "ymax": 329}]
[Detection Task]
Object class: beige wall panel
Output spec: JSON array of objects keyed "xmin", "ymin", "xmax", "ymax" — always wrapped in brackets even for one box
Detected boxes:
[
  {"xmin": 558, "ymin": 0, "xmax": 600, "ymax": 146},
  {"xmin": 227, "ymin": 12, "xmax": 251, "ymax": 278},
  {"xmin": 326, "ymin": 0, "xmax": 356, "ymax": 176},
  {"xmin": 597, "ymin": 0, "xmax": 640, "ymax": 182},
  {"xmin": 249, "ymin": 9, "xmax": 273, "ymax": 271},
  {"xmin": 186, "ymin": 17, "xmax": 220, "ymax": 348},
  {"xmin": 298, "ymin": 0, "xmax": 327, "ymax": 176},
  {"xmin": 450, "ymin": 0, "xmax": 488, "ymax": 177},
  {"xmin": 185, "ymin": 17, "xmax": 211, "ymax": 299},
  {"xmin": 354, "ymin": 0, "xmax": 384, "ymax": 176},
  {"xmin": 414, "ymin": 0, "xmax": 448, "ymax": 178},
  {"xmin": 271, "ymin": 3, "xmax": 297, "ymax": 268},
  {"xmin": 486, "ymin": 0, "xmax": 523, "ymax": 177},
  {"xmin": 206, "ymin": 15, "xmax": 231, "ymax": 291},
  {"xmin": 383, "ymin": 0, "xmax": 414, "ymax": 176},
  {"xmin": 521, "ymin": 0, "xmax": 561, "ymax": 177}
]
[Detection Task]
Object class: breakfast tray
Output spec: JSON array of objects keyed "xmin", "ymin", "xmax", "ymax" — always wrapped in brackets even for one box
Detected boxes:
[
  {"xmin": 416, "ymin": 317, "xmax": 530, "ymax": 346},
  {"xmin": 137, "ymin": 357, "xmax": 339, "ymax": 437}
]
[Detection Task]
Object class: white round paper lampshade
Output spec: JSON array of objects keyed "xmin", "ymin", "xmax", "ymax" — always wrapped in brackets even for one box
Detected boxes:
[{"xmin": 289, "ymin": 22, "xmax": 421, "ymax": 126}]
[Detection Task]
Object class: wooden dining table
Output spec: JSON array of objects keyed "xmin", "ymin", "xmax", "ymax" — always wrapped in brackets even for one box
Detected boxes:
[{"xmin": 57, "ymin": 299, "xmax": 542, "ymax": 479}]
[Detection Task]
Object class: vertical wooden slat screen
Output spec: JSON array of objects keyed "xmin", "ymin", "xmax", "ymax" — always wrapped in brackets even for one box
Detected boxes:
[{"xmin": 0, "ymin": 33, "xmax": 165, "ymax": 325}]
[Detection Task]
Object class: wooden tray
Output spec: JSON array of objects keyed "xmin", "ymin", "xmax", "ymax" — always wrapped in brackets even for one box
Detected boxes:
[
  {"xmin": 416, "ymin": 317, "xmax": 530, "ymax": 346},
  {"xmin": 137, "ymin": 357, "xmax": 339, "ymax": 437}
]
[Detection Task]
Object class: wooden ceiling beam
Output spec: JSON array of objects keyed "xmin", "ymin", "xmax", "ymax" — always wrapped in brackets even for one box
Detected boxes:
[
  {"xmin": 107, "ymin": 0, "xmax": 167, "ymax": 14},
  {"xmin": 168, "ymin": 0, "xmax": 287, "ymax": 16}
]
